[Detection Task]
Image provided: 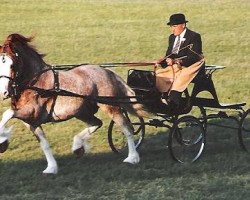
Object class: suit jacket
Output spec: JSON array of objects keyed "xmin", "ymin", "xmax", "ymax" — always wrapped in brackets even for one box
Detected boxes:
[{"xmin": 161, "ymin": 28, "xmax": 205, "ymax": 74}]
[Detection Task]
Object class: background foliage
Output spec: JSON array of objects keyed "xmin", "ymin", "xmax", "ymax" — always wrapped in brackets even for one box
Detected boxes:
[{"xmin": 0, "ymin": 0, "xmax": 249, "ymax": 199}]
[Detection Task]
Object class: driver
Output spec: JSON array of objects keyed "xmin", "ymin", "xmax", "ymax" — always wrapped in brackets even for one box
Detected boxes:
[{"xmin": 155, "ymin": 13, "xmax": 205, "ymax": 108}]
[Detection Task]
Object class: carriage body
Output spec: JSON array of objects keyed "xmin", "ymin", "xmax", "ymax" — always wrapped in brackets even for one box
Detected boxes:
[{"xmin": 108, "ymin": 65, "xmax": 250, "ymax": 163}]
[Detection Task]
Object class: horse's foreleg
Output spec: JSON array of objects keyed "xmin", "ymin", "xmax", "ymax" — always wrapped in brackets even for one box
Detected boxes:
[
  {"xmin": 0, "ymin": 109, "xmax": 14, "ymax": 143},
  {"xmin": 0, "ymin": 109, "xmax": 14, "ymax": 128},
  {"xmin": 24, "ymin": 123, "xmax": 58, "ymax": 174},
  {"xmin": 72, "ymin": 116, "xmax": 102, "ymax": 158}
]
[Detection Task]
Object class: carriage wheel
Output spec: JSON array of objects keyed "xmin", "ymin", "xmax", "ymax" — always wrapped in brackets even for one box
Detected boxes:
[
  {"xmin": 108, "ymin": 110, "xmax": 145, "ymax": 154},
  {"xmin": 169, "ymin": 115, "xmax": 206, "ymax": 163},
  {"xmin": 238, "ymin": 109, "xmax": 250, "ymax": 152}
]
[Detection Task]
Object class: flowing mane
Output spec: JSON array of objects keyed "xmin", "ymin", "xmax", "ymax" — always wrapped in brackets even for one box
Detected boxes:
[
  {"xmin": 3, "ymin": 33, "xmax": 48, "ymax": 82},
  {"xmin": 5, "ymin": 33, "xmax": 45, "ymax": 59}
]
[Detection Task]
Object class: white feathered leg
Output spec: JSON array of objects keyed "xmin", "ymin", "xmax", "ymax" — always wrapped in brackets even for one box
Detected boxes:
[
  {"xmin": 0, "ymin": 109, "xmax": 14, "ymax": 129},
  {"xmin": 122, "ymin": 126, "xmax": 140, "ymax": 164},
  {"xmin": 111, "ymin": 112, "xmax": 140, "ymax": 164},
  {"xmin": 24, "ymin": 123, "xmax": 58, "ymax": 174},
  {"xmin": 0, "ymin": 126, "xmax": 12, "ymax": 143},
  {"xmin": 0, "ymin": 109, "xmax": 14, "ymax": 145},
  {"xmin": 72, "ymin": 125, "xmax": 100, "ymax": 157}
]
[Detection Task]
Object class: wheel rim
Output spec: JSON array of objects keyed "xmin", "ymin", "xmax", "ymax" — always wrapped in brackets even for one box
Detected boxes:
[{"xmin": 169, "ymin": 116, "xmax": 205, "ymax": 163}]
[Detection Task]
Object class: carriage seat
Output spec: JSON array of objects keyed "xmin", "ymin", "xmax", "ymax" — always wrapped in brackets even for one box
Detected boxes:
[
  {"xmin": 127, "ymin": 69, "xmax": 159, "ymax": 100},
  {"xmin": 127, "ymin": 69, "xmax": 171, "ymax": 113},
  {"xmin": 127, "ymin": 69, "xmax": 156, "ymax": 91}
]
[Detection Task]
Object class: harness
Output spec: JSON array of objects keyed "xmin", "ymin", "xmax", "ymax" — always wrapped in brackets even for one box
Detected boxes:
[
  {"xmin": 12, "ymin": 66, "xmax": 145, "ymax": 105},
  {"xmin": 0, "ymin": 52, "xmax": 20, "ymax": 98},
  {"xmin": 0, "ymin": 44, "xmax": 203, "ymax": 105}
]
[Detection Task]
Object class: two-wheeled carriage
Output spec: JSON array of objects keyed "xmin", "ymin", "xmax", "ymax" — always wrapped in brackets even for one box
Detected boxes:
[
  {"xmin": 108, "ymin": 65, "xmax": 250, "ymax": 163},
  {"xmin": 1, "ymin": 33, "xmax": 248, "ymax": 174}
]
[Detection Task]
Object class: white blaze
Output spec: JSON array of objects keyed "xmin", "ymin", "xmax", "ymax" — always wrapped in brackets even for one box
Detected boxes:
[{"xmin": 0, "ymin": 55, "xmax": 13, "ymax": 98}]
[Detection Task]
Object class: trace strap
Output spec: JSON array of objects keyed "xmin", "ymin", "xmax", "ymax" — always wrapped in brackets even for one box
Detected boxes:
[{"xmin": 26, "ymin": 85, "xmax": 156, "ymax": 105}]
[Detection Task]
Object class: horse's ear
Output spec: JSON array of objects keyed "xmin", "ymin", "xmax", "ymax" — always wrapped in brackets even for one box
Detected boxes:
[{"xmin": 7, "ymin": 33, "xmax": 34, "ymax": 44}]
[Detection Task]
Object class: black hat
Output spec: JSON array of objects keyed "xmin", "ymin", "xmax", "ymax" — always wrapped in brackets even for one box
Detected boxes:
[{"xmin": 167, "ymin": 13, "xmax": 188, "ymax": 25}]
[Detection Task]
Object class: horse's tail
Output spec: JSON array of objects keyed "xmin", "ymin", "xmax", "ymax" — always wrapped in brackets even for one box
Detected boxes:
[
  {"xmin": 124, "ymin": 87, "xmax": 153, "ymax": 118},
  {"xmin": 104, "ymin": 68, "xmax": 153, "ymax": 118},
  {"xmin": 116, "ymin": 76, "xmax": 153, "ymax": 118}
]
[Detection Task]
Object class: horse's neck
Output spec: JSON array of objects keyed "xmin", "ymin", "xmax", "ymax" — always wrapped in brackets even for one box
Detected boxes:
[
  {"xmin": 18, "ymin": 54, "xmax": 48, "ymax": 83},
  {"xmin": 28, "ymin": 59, "xmax": 47, "ymax": 76}
]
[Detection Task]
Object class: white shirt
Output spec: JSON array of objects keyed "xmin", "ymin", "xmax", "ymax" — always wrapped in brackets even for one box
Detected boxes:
[{"xmin": 172, "ymin": 28, "xmax": 187, "ymax": 53}]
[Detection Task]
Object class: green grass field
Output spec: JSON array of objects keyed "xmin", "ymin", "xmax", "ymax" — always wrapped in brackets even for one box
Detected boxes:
[{"xmin": 0, "ymin": 0, "xmax": 249, "ymax": 199}]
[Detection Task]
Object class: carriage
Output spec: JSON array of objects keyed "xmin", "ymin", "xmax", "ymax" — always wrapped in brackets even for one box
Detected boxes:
[
  {"xmin": 107, "ymin": 64, "xmax": 250, "ymax": 163},
  {"xmin": 0, "ymin": 33, "xmax": 249, "ymax": 174}
]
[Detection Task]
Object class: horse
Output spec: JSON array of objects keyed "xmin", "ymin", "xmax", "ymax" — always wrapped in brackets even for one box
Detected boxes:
[{"xmin": 0, "ymin": 33, "xmax": 149, "ymax": 174}]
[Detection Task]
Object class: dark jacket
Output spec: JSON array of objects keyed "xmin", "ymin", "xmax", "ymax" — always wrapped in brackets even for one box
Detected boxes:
[{"xmin": 161, "ymin": 28, "xmax": 205, "ymax": 74}]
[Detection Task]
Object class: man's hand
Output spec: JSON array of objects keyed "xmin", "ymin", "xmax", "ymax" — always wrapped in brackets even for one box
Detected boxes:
[
  {"xmin": 154, "ymin": 59, "xmax": 163, "ymax": 68},
  {"xmin": 174, "ymin": 59, "xmax": 182, "ymax": 65},
  {"xmin": 166, "ymin": 58, "xmax": 174, "ymax": 66}
]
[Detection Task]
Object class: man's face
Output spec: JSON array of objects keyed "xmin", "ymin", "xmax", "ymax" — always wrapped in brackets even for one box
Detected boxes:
[{"xmin": 170, "ymin": 23, "xmax": 186, "ymax": 36}]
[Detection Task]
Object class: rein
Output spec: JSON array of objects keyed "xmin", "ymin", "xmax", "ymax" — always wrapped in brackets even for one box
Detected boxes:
[
  {"xmin": 51, "ymin": 44, "xmax": 199, "ymax": 70},
  {"xmin": 21, "ymin": 66, "xmax": 154, "ymax": 105},
  {"xmin": 6, "ymin": 44, "xmax": 203, "ymax": 105}
]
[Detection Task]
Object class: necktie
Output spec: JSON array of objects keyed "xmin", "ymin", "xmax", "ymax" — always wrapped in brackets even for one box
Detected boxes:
[{"xmin": 172, "ymin": 36, "xmax": 181, "ymax": 54}]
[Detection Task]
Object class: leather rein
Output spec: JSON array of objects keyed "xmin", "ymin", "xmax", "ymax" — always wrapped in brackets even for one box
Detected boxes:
[{"xmin": 1, "ymin": 44, "xmax": 202, "ymax": 104}]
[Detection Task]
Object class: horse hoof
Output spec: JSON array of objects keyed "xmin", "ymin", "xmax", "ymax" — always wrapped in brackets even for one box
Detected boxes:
[
  {"xmin": 123, "ymin": 154, "xmax": 140, "ymax": 164},
  {"xmin": 74, "ymin": 146, "xmax": 85, "ymax": 158},
  {"xmin": 42, "ymin": 172, "xmax": 56, "ymax": 177},
  {"xmin": 0, "ymin": 140, "xmax": 9, "ymax": 153},
  {"xmin": 42, "ymin": 166, "xmax": 58, "ymax": 175}
]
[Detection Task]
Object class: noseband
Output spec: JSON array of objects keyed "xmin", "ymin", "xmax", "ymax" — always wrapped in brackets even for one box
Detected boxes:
[{"xmin": 0, "ymin": 75, "xmax": 14, "ymax": 81}]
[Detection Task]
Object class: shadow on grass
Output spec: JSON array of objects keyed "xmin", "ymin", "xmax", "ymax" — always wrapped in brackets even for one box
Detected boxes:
[{"xmin": 0, "ymin": 121, "xmax": 249, "ymax": 199}]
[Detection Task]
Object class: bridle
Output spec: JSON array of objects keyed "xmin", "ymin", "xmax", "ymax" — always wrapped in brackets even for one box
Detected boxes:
[
  {"xmin": 0, "ymin": 47, "xmax": 20, "ymax": 98},
  {"xmin": 0, "ymin": 53, "xmax": 14, "ymax": 80}
]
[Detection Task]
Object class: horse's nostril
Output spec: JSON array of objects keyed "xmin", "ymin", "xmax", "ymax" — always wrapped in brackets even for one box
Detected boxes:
[{"xmin": 3, "ymin": 91, "xmax": 9, "ymax": 97}]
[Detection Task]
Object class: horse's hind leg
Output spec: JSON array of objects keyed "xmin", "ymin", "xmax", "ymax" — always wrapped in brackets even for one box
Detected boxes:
[
  {"xmin": 23, "ymin": 123, "xmax": 58, "ymax": 174},
  {"xmin": 101, "ymin": 105, "xmax": 140, "ymax": 164},
  {"xmin": 72, "ymin": 116, "xmax": 102, "ymax": 158},
  {"xmin": 115, "ymin": 114, "xmax": 140, "ymax": 164}
]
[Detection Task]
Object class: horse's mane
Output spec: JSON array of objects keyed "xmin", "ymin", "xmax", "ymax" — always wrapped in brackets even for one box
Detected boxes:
[
  {"xmin": 2, "ymin": 33, "xmax": 48, "ymax": 82},
  {"xmin": 4, "ymin": 33, "xmax": 45, "ymax": 59}
]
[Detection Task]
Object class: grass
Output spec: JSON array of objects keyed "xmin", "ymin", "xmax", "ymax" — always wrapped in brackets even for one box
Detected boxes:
[{"xmin": 0, "ymin": 0, "xmax": 250, "ymax": 199}]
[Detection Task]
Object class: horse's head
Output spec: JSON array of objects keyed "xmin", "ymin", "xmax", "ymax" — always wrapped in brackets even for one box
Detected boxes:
[
  {"xmin": 0, "ymin": 42, "xmax": 17, "ymax": 99},
  {"xmin": 0, "ymin": 33, "xmax": 45, "ymax": 100}
]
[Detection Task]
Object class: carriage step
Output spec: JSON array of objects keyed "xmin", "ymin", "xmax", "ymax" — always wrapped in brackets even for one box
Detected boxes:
[
  {"xmin": 193, "ymin": 98, "xmax": 246, "ymax": 109},
  {"xmin": 219, "ymin": 102, "xmax": 246, "ymax": 108}
]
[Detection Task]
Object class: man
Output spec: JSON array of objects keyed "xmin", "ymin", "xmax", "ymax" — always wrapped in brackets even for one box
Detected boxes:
[{"xmin": 156, "ymin": 13, "xmax": 205, "ymax": 108}]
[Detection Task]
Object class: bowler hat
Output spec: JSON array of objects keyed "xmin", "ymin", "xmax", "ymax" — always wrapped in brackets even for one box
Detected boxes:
[{"xmin": 167, "ymin": 13, "xmax": 188, "ymax": 25}]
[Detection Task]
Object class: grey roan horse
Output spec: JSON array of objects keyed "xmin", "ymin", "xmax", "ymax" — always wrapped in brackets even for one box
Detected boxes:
[{"xmin": 0, "ymin": 33, "xmax": 149, "ymax": 174}]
